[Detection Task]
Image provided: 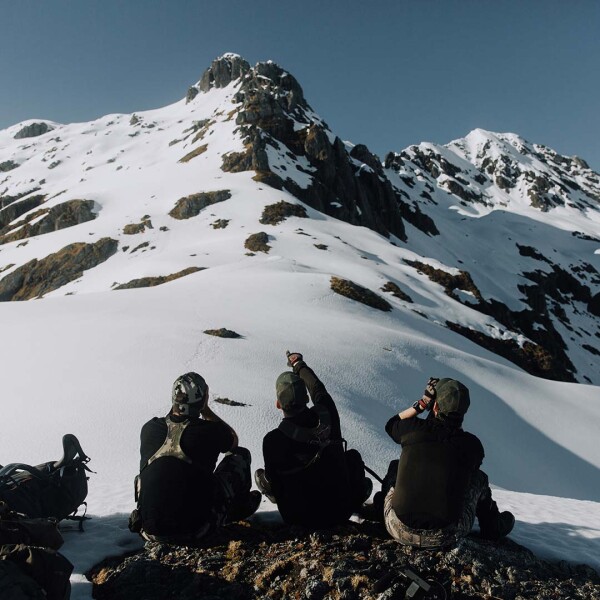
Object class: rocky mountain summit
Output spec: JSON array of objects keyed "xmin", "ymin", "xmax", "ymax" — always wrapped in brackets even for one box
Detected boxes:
[
  {"xmin": 88, "ymin": 520, "xmax": 600, "ymax": 599},
  {"xmin": 0, "ymin": 53, "xmax": 598, "ymax": 384}
]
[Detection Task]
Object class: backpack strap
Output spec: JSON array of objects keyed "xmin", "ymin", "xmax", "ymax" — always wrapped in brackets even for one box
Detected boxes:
[
  {"xmin": 277, "ymin": 406, "xmax": 346, "ymax": 475},
  {"xmin": 277, "ymin": 404, "xmax": 332, "ymax": 444},
  {"xmin": 145, "ymin": 417, "xmax": 192, "ymax": 468}
]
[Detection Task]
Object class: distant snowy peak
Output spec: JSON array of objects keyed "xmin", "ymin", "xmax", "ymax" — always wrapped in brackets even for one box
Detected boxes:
[{"xmin": 386, "ymin": 128, "xmax": 600, "ymax": 218}]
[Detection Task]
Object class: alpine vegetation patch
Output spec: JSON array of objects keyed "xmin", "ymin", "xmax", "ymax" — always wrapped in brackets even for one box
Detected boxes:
[
  {"xmin": 244, "ymin": 232, "xmax": 271, "ymax": 254},
  {"xmin": 330, "ymin": 277, "xmax": 392, "ymax": 312}
]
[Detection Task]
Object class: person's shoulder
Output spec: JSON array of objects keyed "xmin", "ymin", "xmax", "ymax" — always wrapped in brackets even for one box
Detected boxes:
[
  {"xmin": 460, "ymin": 429, "xmax": 484, "ymax": 451},
  {"xmin": 141, "ymin": 416, "xmax": 165, "ymax": 430}
]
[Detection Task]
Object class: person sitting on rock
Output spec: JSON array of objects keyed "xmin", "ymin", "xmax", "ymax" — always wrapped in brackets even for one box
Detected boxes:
[
  {"xmin": 132, "ymin": 372, "xmax": 261, "ymax": 544},
  {"xmin": 374, "ymin": 377, "xmax": 514, "ymax": 548},
  {"xmin": 254, "ymin": 351, "xmax": 372, "ymax": 527}
]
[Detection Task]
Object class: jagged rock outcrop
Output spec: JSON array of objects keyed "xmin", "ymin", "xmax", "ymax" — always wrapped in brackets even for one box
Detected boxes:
[
  {"xmin": 0, "ymin": 200, "xmax": 96, "ymax": 245},
  {"xmin": 0, "ymin": 194, "xmax": 46, "ymax": 230},
  {"xmin": 214, "ymin": 58, "xmax": 407, "ymax": 241},
  {"xmin": 169, "ymin": 191, "xmax": 232, "ymax": 220},
  {"xmin": 198, "ymin": 54, "xmax": 251, "ymax": 93},
  {"xmin": 0, "ymin": 238, "xmax": 118, "ymax": 301},
  {"xmin": 13, "ymin": 122, "xmax": 54, "ymax": 139},
  {"xmin": 87, "ymin": 522, "xmax": 600, "ymax": 599}
]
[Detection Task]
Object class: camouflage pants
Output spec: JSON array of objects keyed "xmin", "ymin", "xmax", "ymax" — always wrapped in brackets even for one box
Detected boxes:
[
  {"xmin": 384, "ymin": 470, "xmax": 488, "ymax": 549},
  {"xmin": 142, "ymin": 447, "xmax": 252, "ymax": 545}
]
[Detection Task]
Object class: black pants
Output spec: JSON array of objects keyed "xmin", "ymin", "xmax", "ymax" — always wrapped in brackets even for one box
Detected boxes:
[{"xmin": 142, "ymin": 447, "xmax": 252, "ymax": 544}]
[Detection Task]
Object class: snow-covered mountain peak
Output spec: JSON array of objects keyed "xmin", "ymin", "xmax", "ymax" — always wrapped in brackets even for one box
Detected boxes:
[{"xmin": 0, "ymin": 55, "xmax": 598, "ymax": 390}]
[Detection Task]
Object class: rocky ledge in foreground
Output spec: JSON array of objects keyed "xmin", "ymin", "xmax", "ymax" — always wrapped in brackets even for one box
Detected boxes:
[{"xmin": 88, "ymin": 520, "xmax": 599, "ymax": 599}]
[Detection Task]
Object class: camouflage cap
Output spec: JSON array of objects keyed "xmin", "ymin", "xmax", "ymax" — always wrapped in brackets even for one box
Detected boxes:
[
  {"xmin": 435, "ymin": 378, "xmax": 470, "ymax": 418},
  {"xmin": 276, "ymin": 371, "xmax": 308, "ymax": 413}
]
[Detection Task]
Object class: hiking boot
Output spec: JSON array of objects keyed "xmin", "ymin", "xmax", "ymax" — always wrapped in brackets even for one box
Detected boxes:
[
  {"xmin": 479, "ymin": 511, "xmax": 515, "ymax": 541},
  {"xmin": 226, "ymin": 491, "xmax": 262, "ymax": 522},
  {"xmin": 254, "ymin": 468, "xmax": 277, "ymax": 503},
  {"xmin": 357, "ymin": 491, "xmax": 384, "ymax": 522}
]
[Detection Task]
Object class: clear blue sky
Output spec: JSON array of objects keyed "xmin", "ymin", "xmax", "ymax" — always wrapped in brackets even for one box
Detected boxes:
[{"xmin": 2, "ymin": 0, "xmax": 599, "ymax": 170}]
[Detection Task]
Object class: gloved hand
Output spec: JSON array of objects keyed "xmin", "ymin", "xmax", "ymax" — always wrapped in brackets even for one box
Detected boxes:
[
  {"xmin": 286, "ymin": 350, "xmax": 303, "ymax": 368},
  {"xmin": 412, "ymin": 377, "xmax": 439, "ymax": 413}
]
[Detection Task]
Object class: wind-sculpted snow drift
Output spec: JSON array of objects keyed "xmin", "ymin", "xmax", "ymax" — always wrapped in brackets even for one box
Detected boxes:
[{"xmin": 0, "ymin": 54, "xmax": 599, "ymax": 598}]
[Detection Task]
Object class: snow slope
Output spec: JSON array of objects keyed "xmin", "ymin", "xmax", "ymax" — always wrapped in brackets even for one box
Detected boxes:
[{"xmin": 0, "ymin": 56, "xmax": 598, "ymax": 597}]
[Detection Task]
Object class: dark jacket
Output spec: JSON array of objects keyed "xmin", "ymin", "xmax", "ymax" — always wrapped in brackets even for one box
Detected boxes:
[
  {"xmin": 385, "ymin": 412, "xmax": 484, "ymax": 529},
  {"xmin": 263, "ymin": 363, "xmax": 351, "ymax": 527},
  {"xmin": 139, "ymin": 414, "xmax": 234, "ymax": 536}
]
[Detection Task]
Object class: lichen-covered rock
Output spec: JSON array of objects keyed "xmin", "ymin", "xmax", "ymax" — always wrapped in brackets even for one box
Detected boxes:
[
  {"xmin": 169, "ymin": 191, "xmax": 232, "ymax": 220},
  {"xmin": 0, "ymin": 238, "xmax": 118, "ymax": 301},
  {"xmin": 113, "ymin": 267, "xmax": 202, "ymax": 290},
  {"xmin": 331, "ymin": 277, "xmax": 392, "ymax": 312},
  {"xmin": 13, "ymin": 122, "xmax": 54, "ymax": 139},
  {"xmin": 259, "ymin": 201, "xmax": 308, "ymax": 225},
  {"xmin": 87, "ymin": 522, "xmax": 600, "ymax": 600},
  {"xmin": 0, "ymin": 199, "xmax": 96, "ymax": 245}
]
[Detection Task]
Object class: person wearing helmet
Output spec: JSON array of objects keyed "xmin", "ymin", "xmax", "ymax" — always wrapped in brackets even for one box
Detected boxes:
[
  {"xmin": 372, "ymin": 377, "xmax": 514, "ymax": 548},
  {"xmin": 132, "ymin": 372, "xmax": 261, "ymax": 543},
  {"xmin": 254, "ymin": 352, "xmax": 372, "ymax": 527}
]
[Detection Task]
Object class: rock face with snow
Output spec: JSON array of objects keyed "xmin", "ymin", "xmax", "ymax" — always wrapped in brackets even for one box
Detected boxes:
[
  {"xmin": 13, "ymin": 121, "xmax": 54, "ymax": 139},
  {"xmin": 0, "ymin": 54, "xmax": 598, "ymax": 384}
]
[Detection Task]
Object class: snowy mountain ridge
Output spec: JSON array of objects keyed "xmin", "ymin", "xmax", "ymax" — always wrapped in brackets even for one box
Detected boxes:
[{"xmin": 0, "ymin": 55, "xmax": 599, "ymax": 596}]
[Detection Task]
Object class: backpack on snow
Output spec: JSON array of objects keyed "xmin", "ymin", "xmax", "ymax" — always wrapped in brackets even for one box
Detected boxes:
[{"xmin": 0, "ymin": 434, "xmax": 91, "ymax": 528}]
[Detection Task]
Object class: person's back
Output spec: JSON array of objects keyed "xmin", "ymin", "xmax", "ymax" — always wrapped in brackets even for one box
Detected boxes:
[
  {"xmin": 263, "ymin": 404, "xmax": 351, "ymax": 526},
  {"xmin": 139, "ymin": 414, "xmax": 232, "ymax": 536},
  {"xmin": 388, "ymin": 414, "xmax": 483, "ymax": 529},
  {"xmin": 377, "ymin": 378, "xmax": 514, "ymax": 548},
  {"xmin": 132, "ymin": 372, "xmax": 260, "ymax": 543},
  {"xmin": 256, "ymin": 352, "xmax": 370, "ymax": 528}
]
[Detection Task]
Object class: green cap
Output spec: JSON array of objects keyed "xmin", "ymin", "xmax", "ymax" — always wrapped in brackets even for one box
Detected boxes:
[
  {"xmin": 435, "ymin": 378, "xmax": 470, "ymax": 418},
  {"xmin": 276, "ymin": 371, "xmax": 308, "ymax": 413}
]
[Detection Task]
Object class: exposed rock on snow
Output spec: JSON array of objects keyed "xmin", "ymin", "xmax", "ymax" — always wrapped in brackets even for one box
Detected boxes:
[
  {"xmin": 259, "ymin": 201, "xmax": 308, "ymax": 225},
  {"xmin": 0, "ymin": 199, "xmax": 96, "ymax": 245},
  {"xmin": 204, "ymin": 328, "xmax": 242, "ymax": 339},
  {"xmin": 13, "ymin": 122, "xmax": 54, "ymax": 139},
  {"xmin": 0, "ymin": 238, "xmax": 118, "ymax": 301},
  {"xmin": 198, "ymin": 54, "xmax": 251, "ymax": 93},
  {"xmin": 113, "ymin": 267, "xmax": 203, "ymax": 290},
  {"xmin": 169, "ymin": 191, "xmax": 232, "ymax": 220},
  {"xmin": 244, "ymin": 232, "xmax": 271, "ymax": 254},
  {"xmin": 331, "ymin": 277, "xmax": 392, "ymax": 313}
]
